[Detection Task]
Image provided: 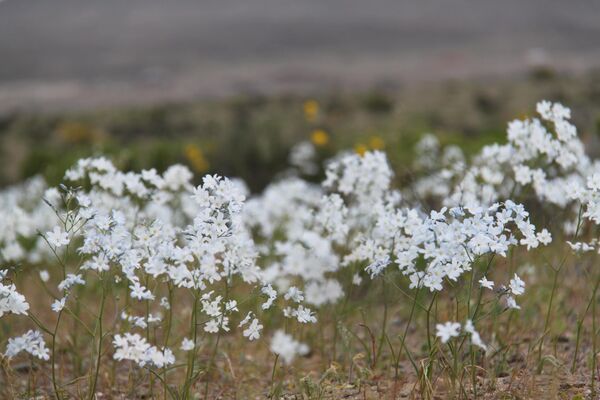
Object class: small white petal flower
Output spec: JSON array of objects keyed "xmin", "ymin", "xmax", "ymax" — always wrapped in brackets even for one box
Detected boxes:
[
  {"xmin": 242, "ymin": 319, "xmax": 263, "ymax": 341},
  {"xmin": 46, "ymin": 226, "xmax": 70, "ymax": 248},
  {"xmin": 436, "ymin": 322, "xmax": 461, "ymax": 343},
  {"xmin": 509, "ymin": 274, "xmax": 525, "ymax": 296},
  {"xmin": 39, "ymin": 270, "xmax": 50, "ymax": 283},
  {"xmin": 479, "ymin": 276, "xmax": 494, "ymax": 290},
  {"xmin": 51, "ymin": 297, "xmax": 66, "ymax": 313},
  {"xmin": 180, "ymin": 338, "xmax": 195, "ymax": 351}
]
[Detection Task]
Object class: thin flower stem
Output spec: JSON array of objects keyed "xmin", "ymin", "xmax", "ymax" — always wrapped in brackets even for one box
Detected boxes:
[
  {"xmin": 183, "ymin": 292, "xmax": 199, "ymax": 399},
  {"xmin": 51, "ymin": 311, "xmax": 64, "ymax": 400},
  {"xmin": 572, "ymin": 273, "xmax": 600, "ymax": 373},
  {"xmin": 537, "ymin": 263, "xmax": 561, "ymax": 374},
  {"xmin": 374, "ymin": 277, "xmax": 388, "ymax": 367},
  {"xmin": 537, "ymin": 206, "xmax": 583, "ymax": 374},
  {"xmin": 471, "ymin": 255, "xmax": 495, "ymax": 320},
  {"xmin": 394, "ymin": 286, "xmax": 422, "ymax": 380},
  {"xmin": 88, "ymin": 276, "xmax": 107, "ymax": 400},
  {"xmin": 593, "ymin": 279, "xmax": 598, "ymax": 398},
  {"xmin": 269, "ymin": 354, "xmax": 279, "ymax": 398},
  {"xmin": 163, "ymin": 283, "xmax": 174, "ymax": 400},
  {"xmin": 203, "ymin": 278, "xmax": 230, "ymax": 399}
]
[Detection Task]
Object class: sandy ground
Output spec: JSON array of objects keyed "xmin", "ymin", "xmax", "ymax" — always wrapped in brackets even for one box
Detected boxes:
[{"xmin": 1, "ymin": 0, "xmax": 600, "ymax": 112}]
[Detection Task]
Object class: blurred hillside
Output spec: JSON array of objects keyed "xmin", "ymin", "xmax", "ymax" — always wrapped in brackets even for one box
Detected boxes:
[
  {"xmin": 3, "ymin": 72, "xmax": 600, "ymax": 191},
  {"xmin": 1, "ymin": 0, "xmax": 600, "ymax": 111}
]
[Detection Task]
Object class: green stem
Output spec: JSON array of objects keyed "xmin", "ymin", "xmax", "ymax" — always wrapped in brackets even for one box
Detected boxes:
[
  {"xmin": 269, "ymin": 354, "xmax": 279, "ymax": 398},
  {"xmin": 593, "ymin": 280, "xmax": 597, "ymax": 397},
  {"xmin": 51, "ymin": 311, "xmax": 63, "ymax": 400},
  {"xmin": 88, "ymin": 278, "xmax": 107, "ymax": 400},
  {"xmin": 394, "ymin": 286, "xmax": 421, "ymax": 379},
  {"xmin": 163, "ymin": 284, "xmax": 174, "ymax": 400},
  {"xmin": 204, "ymin": 279, "xmax": 230, "ymax": 399},
  {"xmin": 573, "ymin": 273, "xmax": 600, "ymax": 372},
  {"xmin": 183, "ymin": 292, "xmax": 199, "ymax": 399},
  {"xmin": 537, "ymin": 265, "xmax": 560, "ymax": 373},
  {"xmin": 374, "ymin": 277, "xmax": 388, "ymax": 367}
]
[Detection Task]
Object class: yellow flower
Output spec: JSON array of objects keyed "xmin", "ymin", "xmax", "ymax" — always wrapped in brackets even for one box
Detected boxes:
[
  {"xmin": 310, "ymin": 129, "xmax": 329, "ymax": 147},
  {"xmin": 368, "ymin": 136, "xmax": 385, "ymax": 150},
  {"xmin": 303, "ymin": 100, "xmax": 319, "ymax": 122},
  {"xmin": 184, "ymin": 144, "xmax": 209, "ymax": 173},
  {"xmin": 354, "ymin": 143, "xmax": 368, "ymax": 156},
  {"xmin": 55, "ymin": 121, "xmax": 97, "ymax": 144}
]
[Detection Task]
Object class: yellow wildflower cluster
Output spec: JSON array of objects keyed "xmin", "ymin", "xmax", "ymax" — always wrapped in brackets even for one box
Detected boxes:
[
  {"xmin": 355, "ymin": 136, "xmax": 385, "ymax": 156},
  {"xmin": 303, "ymin": 100, "xmax": 319, "ymax": 122},
  {"xmin": 184, "ymin": 144, "xmax": 209, "ymax": 173},
  {"xmin": 310, "ymin": 129, "xmax": 329, "ymax": 147},
  {"xmin": 56, "ymin": 121, "xmax": 101, "ymax": 144}
]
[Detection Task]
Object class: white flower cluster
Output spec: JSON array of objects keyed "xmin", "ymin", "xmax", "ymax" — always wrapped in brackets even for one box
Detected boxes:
[
  {"xmin": 436, "ymin": 320, "xmax": 486, "ymax": 350},
  {"xmin": 113, "ymin": 333, "xmax": 175, "ymax": 368},
  {"xmin": 0, "ymin": 100, "xmax": 595, "ymax": 372},
  {"xmin": 5, "ymin": 330, "xmax": 50, "ymax": 360},
  {"xmin": 412, "ymin": 101, "xmax": 597, "ymax": 221},
  {"xmin": 0, "ymin": 279, "xmax": 29, "ymax": 317},
  {"xmin": 289, "ymin": 141, "xmax": 318, "ymax": 175},
  {"xmin": 0, "ymin": 177, "xmax": 59, "ymax": 263},
  {"xmin": 350, "ymin": 202, "xmax": 546, "ymax": 292},
  {"xmin": 270, "ymin": 330, "xmax": 309, "ymax": 365},
  {"xmin": 0, "ymin": 157, "xmax": 321, "ymax": 368}
]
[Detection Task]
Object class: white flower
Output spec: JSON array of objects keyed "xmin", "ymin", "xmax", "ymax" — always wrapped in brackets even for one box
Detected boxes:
[
  {"xmin": 294, "ymin": 305, "xmax": 317, "ymax": 324},
  {"xmin": 0, "ymin": 283, "xmax": 30, "ymax": 317},
  {"xmin": 365, "ymin": 256, "xmax": 391, "ymax": 278},
  {"xmin": 204, "ymin": 317, "xmax": 229, "ymax": 333},
  {"xmin": 479, "ymin": 276, "xmax": 494, "ymax": 290},
  {"xmin": 180, "ymin": 338, "xmax": 195, "ymax": 351},
  {"xmin": 46, "ymin": 226, "xmax": 70, "ymax": 248},
  {"xmin": 536, "ymin": 229, "xmax": 552, "ymax": 245},
  {"xmin": 160, "ymin": 297, "xmax": 170, "ymax": 309},
  {"xmin": 113, "ymin": 333, "xmax": 149, "ymax": 366},
  {"xmin": 436, "ymin": 322, "xmax": 461, "ymax": 343},
  {"xmin": 566, "ymin": 241, "xmax": 595, "ymax": 253},
  {"xmin": 39, "ymin": 270, "xmax": 50, "ymax": 283},
  {"xmin": 509, "ymin": 274, "xmax": 525, "ymax": 296},
  {"xmin": 464, "ymin": 320, "xmax": 487, "ymax": 351},
  {"xmin": 58, "ymin": 274, "xmax": 85, "ymax": 292},
  {"xmin": 5, "ymin": 330, "xmax": 50, "ymax": 360},
  {"xmin": 146, "ymin": 348, "xmax": 175, "ymax": 369},
  {"xmin": 284, "ymin": 287, "xmax": 304, "ymax": 303},
  {"xmin": 113, "ymin": 332, "xmax": 175, "ymax": 368},
  {"xmin": 51, "ymin": 297, "xmax": 66, "ymax": 313},
  {"xmin": 261, "ymin": 285, "xmax": 277, "ymax": 310},
  {"xmin": 238, "ymin": 312, "xmax": 253, "ymax": 328},
  {"xmin": 514, "ymin": 164, "xmax": 533, "ymax": 185},
  {"xmin": 129, "ymin": 281, "xmax": 155, "ymax": 301},
  {"xmin": 506, "ymin": 296, "xmax": 521, "ymax": 310},
  {"xmin": 225, "ymin": 300, "xmax": 238, "ymax": 313},
  {"xmin": 270, "ymin": 330, "xmax": 309, "ymax": 364},
  {"xmin": 242, "ymin": 319, "xmax": 263, "ymax": 341}
]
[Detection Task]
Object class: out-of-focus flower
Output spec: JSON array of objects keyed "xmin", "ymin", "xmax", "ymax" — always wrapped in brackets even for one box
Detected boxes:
[
  {"xmin": 46, "ymin": 226, "xmax": 70, "ymax": 248},
  {"xmin": 184, "ymin": 144, "xmax": 210, "ymax": 174},
  {"xmin": 310, "ymin": 129, "xmax": 329, "ymax": 147},
  {"xmin": 436, "ymin": 322, "xmax": 461, "ymax": 343},
  {"xmin": 354, "ymin": 143, "xmax": 368, "ymax": 156},
  {"xmin": 5, "ymin": 330, "xmax": 49, "ymax": 360},
  {"xmin": 270, "ymin": 330, "xmax": 309, "ymax": 364},
  {"xmin": 368, "ymin": 135, "xmax": 385, "ymax": 150},
  {"xmin": 303, "ymin": 100, "xmax": 319, "ymax": 122}
]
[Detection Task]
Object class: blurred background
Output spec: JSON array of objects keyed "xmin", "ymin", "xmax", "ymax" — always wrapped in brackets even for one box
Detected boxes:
[{"xmin": 2, "ymin": 0, "xmax": 600, "ymax": 190}]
